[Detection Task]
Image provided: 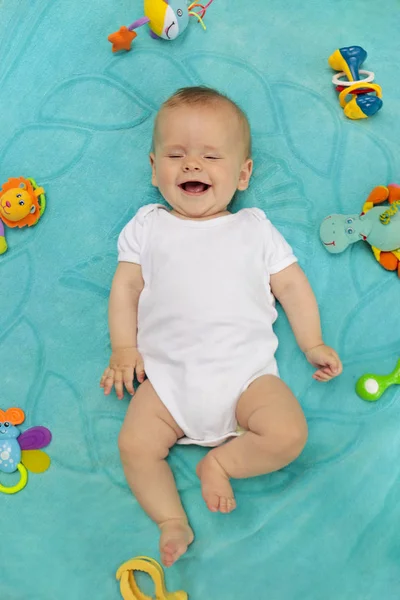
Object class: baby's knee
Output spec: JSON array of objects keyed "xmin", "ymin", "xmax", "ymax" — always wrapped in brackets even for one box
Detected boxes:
[
  {"xmin": 257, "ymin": 416, "xmax": 308, "ymax": 464},
  {"xmin": 118, "ymin": 427, "xmax": 170, "ymax": 465},
  {"xmin": 273, "ymin": 418, "xmax": 308, "ymax": 462}
]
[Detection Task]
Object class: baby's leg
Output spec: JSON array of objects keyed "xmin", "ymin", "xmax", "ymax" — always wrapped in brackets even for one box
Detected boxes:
[
  {"xmin": 119, "ymin": 380, "xmax": 194, "ymax": 566},
  {"xmin": 197, "ymin": 375, "xmax": 308, "ymax": 513}
]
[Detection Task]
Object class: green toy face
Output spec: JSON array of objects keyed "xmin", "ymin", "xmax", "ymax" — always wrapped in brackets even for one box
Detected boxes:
[{"xmin": 319, "ymin": 214, "xmax": 361, "ymax": 254}]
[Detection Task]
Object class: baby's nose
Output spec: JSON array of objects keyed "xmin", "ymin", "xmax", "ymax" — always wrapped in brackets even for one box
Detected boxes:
[{"xmin": 183, "ymin": 163, "xmax": 201, "ymax": 172}]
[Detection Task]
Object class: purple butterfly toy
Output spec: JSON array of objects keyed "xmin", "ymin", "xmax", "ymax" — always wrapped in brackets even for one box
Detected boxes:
[{"xmin": 0, "ymin": 407, "xmax": 52, "ymax": 494}]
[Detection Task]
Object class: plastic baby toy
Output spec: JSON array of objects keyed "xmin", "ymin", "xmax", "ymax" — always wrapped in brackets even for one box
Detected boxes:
[
  {"xmin": 116, "ymin": 556, "xmax": 188, "ymax": 599},
  {"xmin": 320, "ymin": 184, "xmax": 400, "ymax": 276},
  {"xmin": 0, "ymin": 407, "xmax": 52, "ymax": 494},
  {"xmin": 356, "ymin": 359, "xmax": 400, "ymax": 402},
  {"xmin": 108, "ymin": 0, "xmax": 214, "ymax": 52},
  {"xmin": 0, "ymin": 176, "xmax": 46, "ymax": 254},
  {"xmin": 328, "ymin": 46, "xmax": 383, "ymax": 119}
]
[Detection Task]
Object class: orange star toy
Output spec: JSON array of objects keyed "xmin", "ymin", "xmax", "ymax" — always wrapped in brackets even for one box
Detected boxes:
[{"xmin": 108, "ymin": 27, "xmax": 137, "ymax": 52}]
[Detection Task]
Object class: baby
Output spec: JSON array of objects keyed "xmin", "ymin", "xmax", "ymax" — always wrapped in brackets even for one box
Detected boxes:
[{"xmin": 100, "ymin": 86, "xmax": 342, "ymax": 567}]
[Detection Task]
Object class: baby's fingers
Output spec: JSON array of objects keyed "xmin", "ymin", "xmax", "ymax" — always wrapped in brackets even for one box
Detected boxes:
[
  {"xmin": 313, "ymin": 375, "xmax": 331, "ymax": 382},
  {"xmin": 325, "ymin": 352, "xmax": 343, "ymax": 376},
  {"xmin": 123, "ymin": 367, "xmax": 135, "ymax": 396},
  {"xmin": 332, "ymin": 358, "xmax": 343, "ymax": 376},
  {"xmin": 135, "ymin": 357, "xmax": 146, "ymax": 383},
  {"xmin": 114, "ymin": 370, "xmax": 124, "ymax": 400},
  {"xmin": 99, "ymin": 370, "xmax": 107, "ymax": 388},
  {"xmin": 101, "ymin": 368, "xmax": 115, "ymax": 395},
  {"xmin": 313, "ymin": 369, "xmax": 332, "ymax": 382}
]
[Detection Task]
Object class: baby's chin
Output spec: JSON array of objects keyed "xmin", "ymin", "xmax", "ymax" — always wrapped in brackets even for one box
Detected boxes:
[
  {"xmin": 166, "ymin": 193, "xmax": 232, "ymax": 220},
  {"xmin": 173, "ymin": 204, "xmax": 228, "ymax": 220}
]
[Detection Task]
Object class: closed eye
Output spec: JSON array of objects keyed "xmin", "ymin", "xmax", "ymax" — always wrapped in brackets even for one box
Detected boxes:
[
  {"xmin": 168, "ymin": 155, "xmax": 184, "ymax": 159},
  {"xmin": 204, "ymin": 156, "xmax": 220, "ymax": 160}
]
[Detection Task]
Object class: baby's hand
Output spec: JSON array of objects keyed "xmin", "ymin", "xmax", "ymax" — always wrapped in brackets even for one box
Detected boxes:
[
  {"xmin": 305, "ymin": 344, "xmax": 343, "ymax": 382},
  {"xmin": 100, "ymin": 347, "xmax": 145, "ymax": 399}
]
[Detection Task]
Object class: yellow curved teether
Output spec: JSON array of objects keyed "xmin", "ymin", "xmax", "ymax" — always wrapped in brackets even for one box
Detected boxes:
[
  {"xmin": 339, "ymin": 83, "xmax": 382, "ymax": 108},
  {"xmin": 116, "ymin": 556, "xmax": 188, "ymax": 600},
  {"xmin": 0, "ymin": 463, "xmax": 28, "ymax": 494}
]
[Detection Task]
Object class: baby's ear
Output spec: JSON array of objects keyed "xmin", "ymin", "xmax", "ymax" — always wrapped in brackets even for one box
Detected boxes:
[
  {"xmin": 237, "ymin": 158, "xmax": 253, "ymax": 191},
  {"xmin": 149, "ymin": 153, "xmax": 158, "ymax": 187}
]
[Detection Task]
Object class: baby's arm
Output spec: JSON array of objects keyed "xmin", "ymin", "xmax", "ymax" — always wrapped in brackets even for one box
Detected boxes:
[
  {"xmin": 270, "ymin": 263, "xmax": 342, "ymax": 381},
  {"xmin": 100, "ymin": 262, "xmax": 145, "ymax": 399}
]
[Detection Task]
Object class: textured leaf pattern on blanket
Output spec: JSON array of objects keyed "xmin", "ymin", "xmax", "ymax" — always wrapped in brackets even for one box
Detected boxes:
[{"xmin": 1, "ymin": 1, "xmax": 400, "ymax": 599}]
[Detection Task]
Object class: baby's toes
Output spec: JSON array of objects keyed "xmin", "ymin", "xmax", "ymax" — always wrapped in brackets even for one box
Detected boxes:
[
  {"xmin": 197, "ymin": 454, "xmax": 236, "ymax": 514},
  {"xmin": 162, "ymin": 544, "xmax": 177, "ymax": 568},
  {"xmin": 206, "ymin": 493, "xmax": 221, "ymax": 513},
  {"xmin": 227, "ymin": 498, "xmax": 236, "ymax": 512},
  {"xmin": 159, "ymin": 519, "xmax": 194, "ymax": 567},
  {"xmin": 220, "ymin": 496, "xmax": 236, "ymax": 514},
  {"xmin": 219, "ymin": 496, "xmax": 229, "ymax": 513}
]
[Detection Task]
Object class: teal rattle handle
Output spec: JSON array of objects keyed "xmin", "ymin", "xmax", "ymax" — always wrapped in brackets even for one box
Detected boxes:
[{"xmin": 356, "ymin": 358, "xmax": 400, "ymax": 402}]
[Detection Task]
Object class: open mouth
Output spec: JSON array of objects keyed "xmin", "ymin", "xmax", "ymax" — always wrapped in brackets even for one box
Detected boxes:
[{"xmin": 179, "ymin": 181, "xmax": 211, "ymax": 195}]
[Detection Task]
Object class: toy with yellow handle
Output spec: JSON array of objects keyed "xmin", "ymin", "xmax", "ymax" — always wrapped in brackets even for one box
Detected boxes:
[
  {"xmin": 328, "ymin": 46, "xmax": 383, "ymax": 119},
  {"xmin": 108, "ymin": 0, "xmax": 214, "ymax": 52},
  {"xmin": 116, "ymin": 556, "xmax": 188, "ymax": 600}
]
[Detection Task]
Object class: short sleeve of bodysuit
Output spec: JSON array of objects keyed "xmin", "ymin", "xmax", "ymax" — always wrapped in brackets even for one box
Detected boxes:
[
  {"xmin": 117, "ymin": 204, "xmax": 161, "ymax": 264},
  {"xmin": 248, "ymin": 208, "xmax": 297, "ymax": 275}
]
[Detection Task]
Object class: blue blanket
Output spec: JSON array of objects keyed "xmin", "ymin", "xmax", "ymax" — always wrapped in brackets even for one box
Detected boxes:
[{"xmin": 1, "ymin": 1, "xmax": 400, "ymax": 598}]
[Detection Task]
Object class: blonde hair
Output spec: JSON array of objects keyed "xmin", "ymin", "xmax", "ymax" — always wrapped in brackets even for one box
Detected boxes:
[{"xmin": 152, "ymin": 86, "xmax": 252, "ymax": 158}]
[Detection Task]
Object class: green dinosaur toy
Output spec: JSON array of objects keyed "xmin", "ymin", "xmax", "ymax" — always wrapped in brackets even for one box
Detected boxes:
[{"xmin": 320, "ymin": 184, "xmax": 400, "ymax": 277}]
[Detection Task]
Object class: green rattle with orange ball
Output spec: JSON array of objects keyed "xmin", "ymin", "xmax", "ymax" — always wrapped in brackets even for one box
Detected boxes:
[{"xmin": 356, "ymin": 358, "xmax": 400, "ymax": 402}]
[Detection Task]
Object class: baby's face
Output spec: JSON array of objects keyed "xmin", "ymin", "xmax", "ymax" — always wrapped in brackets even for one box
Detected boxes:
[{"xmin": 150, "ymin": 103, "xmax": 253, "ymax": 219}]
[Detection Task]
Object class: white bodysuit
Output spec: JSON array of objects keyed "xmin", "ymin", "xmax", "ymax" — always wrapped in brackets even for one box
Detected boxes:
[{"xmin": 118, "ymin": 204, "xmax": 297, "ymax": 446}]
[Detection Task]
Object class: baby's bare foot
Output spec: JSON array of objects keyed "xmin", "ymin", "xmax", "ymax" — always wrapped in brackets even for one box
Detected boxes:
[
  {"xmin": 196, "ymin": 454, "xmax": 236, "ymax": 514},
  {"xmin": 159, "ymin": 518, "xmax": 194, "ymax": 567}
]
